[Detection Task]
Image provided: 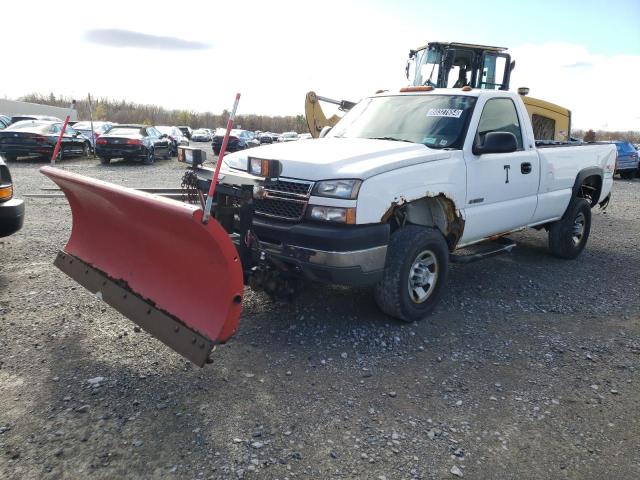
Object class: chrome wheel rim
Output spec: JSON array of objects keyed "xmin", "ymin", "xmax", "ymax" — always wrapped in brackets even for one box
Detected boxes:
[
  {"xmin": 572, "ymin": 212, "xmax": 586, "ymax": 246},
  {"xmin": 407, "ymin": 250, "xmax": 438, "ymax": 304}
]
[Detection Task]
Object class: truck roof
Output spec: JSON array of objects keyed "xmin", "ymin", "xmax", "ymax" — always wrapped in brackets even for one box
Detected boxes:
[
  {"xmin": 374, "ymin": 87, "xmax": 492, "ymax": 99},
  {"xmin": 413, "ymin": 41, "xmax": 508, "ymax": 52}
]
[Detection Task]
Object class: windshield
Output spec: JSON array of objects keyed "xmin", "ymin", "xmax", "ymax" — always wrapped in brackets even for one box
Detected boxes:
[
  {"xmin": 327, "ymin": 94, "xmax": 477, "ymax": 149},
  {"xmin": 108, "ymin": 127, "xmax": 142, "ymax": 135},
  {"xmin": 9, "ymin": 120, "xmax": 50, "ymax": 129},
  {"xmin": 412, "ymin": 47, "xmax": 441, "ymax": 87},
  {"xmin": 616, "ymin": 142, "xmax": 636, "ymax": 153}
]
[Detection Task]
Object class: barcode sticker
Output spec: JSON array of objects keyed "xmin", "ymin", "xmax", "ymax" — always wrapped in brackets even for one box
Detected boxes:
[{"xmin": 427, "ymin": 108, "xmax": 463, "ymax": 118}]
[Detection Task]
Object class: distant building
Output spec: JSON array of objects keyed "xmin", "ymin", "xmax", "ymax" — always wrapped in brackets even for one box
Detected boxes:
[{"xmin": 0, "ymin": 99, "xmax": 77, "ymax": 121}]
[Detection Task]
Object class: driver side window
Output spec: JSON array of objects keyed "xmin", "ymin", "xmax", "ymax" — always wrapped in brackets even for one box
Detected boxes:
[{"xmin": 475, "ymin": 98, "xmax": 523, "ymax": 150}]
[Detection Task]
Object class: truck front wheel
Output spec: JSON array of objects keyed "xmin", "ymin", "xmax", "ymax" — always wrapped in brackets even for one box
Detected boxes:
[
  {"xmin": 374, "ymin": 226, "xmax": 449, "ymax": 322},
  {"xmin": 548, "ymin": 197, "xmax": 591, "ymax": 259}
]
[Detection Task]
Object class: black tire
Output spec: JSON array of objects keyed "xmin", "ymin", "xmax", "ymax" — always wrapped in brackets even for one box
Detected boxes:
[
  {"xmin": 99, "ymin": 156, "xmax": 111, "ymax": 165},
  {"xmin": 548, "ymin": 197, "xmax": 591, "ymax": 259},
  {"xmin": 53, "ymin": 148, "xmax": 63, "ymax": 162},
  {"xmin": 82, "ymin": 142, "xmax": 90, "ymax": 157},
  {"xmin": 620, "ymin": 171, "xmax": 634, "ymax": 180},
  {"xmin": 143, "ymin": 148, "xmax": 155, "ymax": 165},
  {"xmin": 213, "ymin": 147, "xmax": 220, "ymax": 155},
  {"xmin": 374, "ymin": 225, "xmax": 449, "ymax": 322}
]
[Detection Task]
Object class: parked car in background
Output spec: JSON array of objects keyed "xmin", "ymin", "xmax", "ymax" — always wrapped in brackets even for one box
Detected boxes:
[
  {"xmin": 0, "ymin": 120, "xmax": 90, "ymax": 161},
  {"xmin": 0, "ymin": 155, "xmax": 24, "ymax": 237},
  {"xmin": 613, "ymin": 141, "xmax": 639, "ymax": 179},
  {"xmin": 299, "ymin": 133, "xmax": 313, "ymax": 140},
  {"xmin": 278, "ymin": 131, "xmax": 299, "ymax": 142},
  {"xmin": 0, "ymin": 115, "xmax": 11, "ymax": 130},
  {"xmin": 10, "ymin": 114, "xmax": 62, "ymax": 124},
  {"xmin": 191, "ymin": 129, "xmax": 212, "ymax": 142},
  {"xmin": 258, "ymin": 132, "xmax": 273, "ymax": 144},
  {"xmin": 178, "ymin": 126, "xmax": 193, "ymax": 140},
  {"xmin": 72, "ymin": 121, "xmax": 114, "ymax": 150},
  {"xmin": 212, "ymin": 129, "xmax": 259, "ymax": 154},
  {"xmin": 157, "ymin": 126, "xmax": 188, "ymax": 156},
  {"xmin": 95, "ymin": 125, "xmax": 171, "ymax": 165}
]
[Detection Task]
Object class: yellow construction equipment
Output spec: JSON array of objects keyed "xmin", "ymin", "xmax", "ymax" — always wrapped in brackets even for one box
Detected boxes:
[{"xmin": 305, "ymin": 41, "xmax": 571, "ymax": 142}]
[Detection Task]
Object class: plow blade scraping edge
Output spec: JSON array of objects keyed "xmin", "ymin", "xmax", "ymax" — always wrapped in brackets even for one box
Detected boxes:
[{"xmin": 41, "ymin": 166, "xmax": 244, "ymax": 366}]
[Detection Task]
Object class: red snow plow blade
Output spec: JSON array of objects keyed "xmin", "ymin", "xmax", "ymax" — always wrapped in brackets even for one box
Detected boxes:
[{"xmin": 41, "ymin": 166, "xmax": 244, "ymax": 366}]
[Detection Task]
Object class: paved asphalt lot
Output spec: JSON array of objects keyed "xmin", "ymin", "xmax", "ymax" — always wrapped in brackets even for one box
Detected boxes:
[{"xmin": 1, "ymin": 146, "xmax": 639, "ymax": 479}]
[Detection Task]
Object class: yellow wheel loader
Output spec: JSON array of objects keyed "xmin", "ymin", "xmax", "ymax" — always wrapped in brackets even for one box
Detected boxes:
[{"xmin": 305, "ymin": 42, "xmax": 571, "ymax": 142}]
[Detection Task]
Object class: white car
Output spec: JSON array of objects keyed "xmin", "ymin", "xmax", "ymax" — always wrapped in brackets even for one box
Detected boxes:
[{"xmin": 278, "ymin": 132, "xmax": 299, "ymax": 142}]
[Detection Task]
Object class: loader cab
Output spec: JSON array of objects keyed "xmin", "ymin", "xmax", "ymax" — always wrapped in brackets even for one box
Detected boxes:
[{"xmin": 408, "ymin": 42, "xmax": 514, "ymax": 91}]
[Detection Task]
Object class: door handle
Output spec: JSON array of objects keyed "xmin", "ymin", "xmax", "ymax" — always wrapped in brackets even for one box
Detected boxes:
[{"xmin": 521, "ymin": 162, "xmax": 532, "ymax": 174}]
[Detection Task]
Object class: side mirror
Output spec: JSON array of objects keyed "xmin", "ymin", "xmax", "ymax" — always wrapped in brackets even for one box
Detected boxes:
[
  {"xmin": 473, "ymin": 131, "xmax": 518, "ymax": 155},
  {"xmin": 319, "ymin": 126, "xmax": 332, "ymax": 138}
]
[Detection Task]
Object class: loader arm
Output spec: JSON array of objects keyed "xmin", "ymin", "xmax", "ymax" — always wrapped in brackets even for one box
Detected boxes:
[{"xmin": 304, "ymin": 91, "xmax": 355, "ymax": 138}]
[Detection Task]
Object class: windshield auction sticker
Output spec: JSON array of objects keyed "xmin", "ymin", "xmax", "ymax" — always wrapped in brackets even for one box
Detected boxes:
[{"xmin": 426, "ymin": 108, "xmax": 463, "ymax": 118}]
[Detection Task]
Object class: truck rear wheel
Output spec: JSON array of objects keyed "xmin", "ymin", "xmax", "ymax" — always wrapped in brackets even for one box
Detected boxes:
[
  {"xmin": 374, "ymin": 225, "xmax": 449, "ymax": 322},
  {"xmin": 548, "ymin": 197, "xmax": 591, "ymax": 259}
]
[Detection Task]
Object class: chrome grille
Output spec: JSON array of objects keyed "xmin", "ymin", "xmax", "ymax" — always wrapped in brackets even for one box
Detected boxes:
[
  {"xmin": 254, "ymin": 178, "xmax": 313, "ymax": 221},
  {"xmin": 263, "ymin": 179, "xmax": 313, "ymax": 197}
]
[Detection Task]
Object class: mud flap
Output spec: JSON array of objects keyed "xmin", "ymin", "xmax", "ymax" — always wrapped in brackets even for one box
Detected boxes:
[{"xmin": 41, "ymin": 166, "xmax": 244, "ymax": 366}]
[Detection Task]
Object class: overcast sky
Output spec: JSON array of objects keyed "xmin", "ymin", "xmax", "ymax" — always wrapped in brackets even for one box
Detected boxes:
[{"xmin": 2, "ymin": 0, "xmax": 639, "ymax": 130}]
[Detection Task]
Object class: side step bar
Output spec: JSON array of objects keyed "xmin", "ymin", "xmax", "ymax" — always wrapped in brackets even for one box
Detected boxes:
[
  {"xmin": 450, "ymin": 237, "xmax": 516, "ymax": 264},
  {"xmin": 54, "ymin": 251, "xmax": 214, "ymax": 366}
]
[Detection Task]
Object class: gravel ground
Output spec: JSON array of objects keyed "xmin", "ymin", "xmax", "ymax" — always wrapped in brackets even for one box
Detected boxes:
[{"xmin": 1, "ymin": 149, "xmax": 639, "ymax": 479}]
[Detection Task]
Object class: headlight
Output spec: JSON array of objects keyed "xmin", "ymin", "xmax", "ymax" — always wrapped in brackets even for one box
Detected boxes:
[
  {"xmin": 312, "ymin": 179, "xmax": 362, "ymax": 199},
  {"xmin": 308, "ymin": 206, "xmax": 356, "ymax": 224},
  {"xmin": 247, "ymin": 157, "xmax": 283, "ymax": 178}
]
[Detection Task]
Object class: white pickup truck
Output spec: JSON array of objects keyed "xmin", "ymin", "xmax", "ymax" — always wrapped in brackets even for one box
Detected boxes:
[{"xmin": 193, "ymin": 88, "xmax": 616, "ymax": 322}]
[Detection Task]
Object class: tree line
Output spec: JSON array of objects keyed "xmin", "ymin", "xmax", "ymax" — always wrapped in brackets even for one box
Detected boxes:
[
  {"xmin": 572, "ymin": 129, "xmax": 639, "ymax": 144},
  {"xmin": 14, "ymin": 94, "xmax": 640, "ymax": 142},
  {"xmin": 18, "ymin": 93, "xmax": 308, "ymax": 133}
]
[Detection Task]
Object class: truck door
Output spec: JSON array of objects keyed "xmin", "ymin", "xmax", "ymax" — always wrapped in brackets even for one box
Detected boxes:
[{"xmin": 461, "ymin": 97, "xmax": 539, "ymax": 243}]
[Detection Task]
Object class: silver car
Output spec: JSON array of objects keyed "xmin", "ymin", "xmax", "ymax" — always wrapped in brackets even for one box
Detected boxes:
[
  {"xmin": 157, "ymin": 126, "xmax": 189, "ymax": 156},
  {"xmin": 73, "ymin": 121, "xmax": 115, "ymax": 149}
]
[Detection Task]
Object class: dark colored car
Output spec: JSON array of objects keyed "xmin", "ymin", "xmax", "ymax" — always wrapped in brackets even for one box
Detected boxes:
[
  {"xmin": 613, "ymin": 141, "xmax": 639, "ymax": 179},
  {"xmin": 0, "ymin": 155, "xmax": 25, "ymax": 237},
  {"xmin": 258, "ymin": 132, "xmax": 273, "ymax": 144},
  {"xmin": 0, "ymin": 120, "xmax": 90, "ymax": 161},
  {"xmin": 212, "ymin": 129, "xmax": 260, "ymax": 155},
  {"xmin": 95, "ymin": 125, "xmax": 171, "ymax": 165},
  {"xmin": 10, "ymin": 114, "xmax": 62, "ymax": 124}
]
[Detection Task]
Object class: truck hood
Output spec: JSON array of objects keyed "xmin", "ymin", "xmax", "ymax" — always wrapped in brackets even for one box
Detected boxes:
[{"xmin": 223, "ymin": 138, "xmax": 450, "ymax": 180}]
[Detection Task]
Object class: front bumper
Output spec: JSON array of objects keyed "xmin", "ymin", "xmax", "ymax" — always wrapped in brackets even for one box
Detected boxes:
[
  {"xmin": 0, "ymin": 198, "xmax": 25, "ymax": 237},
  {"xmin": 243, "ymin": 219, "xmax": 390, "ymax": 286}
]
